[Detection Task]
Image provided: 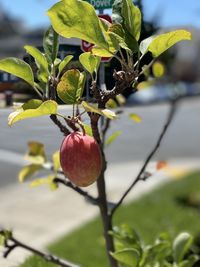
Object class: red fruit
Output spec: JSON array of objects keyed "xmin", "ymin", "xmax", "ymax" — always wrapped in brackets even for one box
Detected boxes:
[{"xmin": 60, "ymin": 131, "xmax": 102, "ymax": 187}]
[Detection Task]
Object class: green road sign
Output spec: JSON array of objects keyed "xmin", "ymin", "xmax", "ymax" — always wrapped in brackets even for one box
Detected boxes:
[{"xmin": 86, "ymin": 0, "xmax": 114, "ymax": 9}]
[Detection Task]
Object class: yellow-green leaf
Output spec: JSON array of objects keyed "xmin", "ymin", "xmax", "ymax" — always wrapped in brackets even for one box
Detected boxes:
[
  {"xmin": 47, "ymin": 0, "xmax": 108, "ymax": 49},
  {"xmin": 52, "ymin": 150, "xmax": 60, "ymax": 172},
  {"xmin": 152, "ymin": 61, "xmax": 165, "ymax": 78},
  {"xmin": 0, "ymin": 57, "xmax": 34, "ymax": 86},
  {"xmin": 116, "ymin": 94, "xmax": 126, "ymax": 106},
  {"xmin": 140, "ymin": 30, "xmax": 192, "ymax": 57},
  {"xmin": 25, "ymin": 141, "xmax": 46, "ymax": 165},
  {"xmin": 82, "ymin": 101, "xmax": 117, "ymax": 119},
  {"xmin": 18, "ymin": 164, "xmax": 42, "ymax": 182},
  {"xmin": 58, "ymin": 55, "xmax": 74, "ymax": 76},
  {"xmin": 111, "ymin": 248, "xmax": 140, "ymax": 266},
  {"xmin": 57, "ymin": 69, "xmax": 86, "ymax": 104},
  {"xmin": 106, "ymin": 99, "xmax": 118, "ymax": 109},
  {"xmin": 137, "ymin": 81, "xmax": 154, "ymax": 90},
  {"xmin": 8, "ymin": 100, "xmax": 57, "ymax": 126},
  {"xmin": 79, "ymin": 52, "xmax": 101, "ymax": 76},
  {"xmin": 30, "ymin": 175, "xmax": 58, "ymax": 191},
  {"xmin": 24, "ymin": 45, "xmax": 49, "ymax": 83},
  {"xmin": 82, "ymin": 123, "xmax": 93, "ymax": 137},
  {"xmin": 105, "ymin": 131, "xmax": 122, "ymax": 146},
  {"xmin": 129, "ymin": 113, "xmax": 142, "ymax": 123}
]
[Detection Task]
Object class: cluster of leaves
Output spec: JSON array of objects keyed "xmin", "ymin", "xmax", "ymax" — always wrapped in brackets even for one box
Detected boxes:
[
  {"xmin": 0, "ymin": 0, "xmax": 191, "ymax": 129},
  {"xmin": 110, "ymin": 225, "xmax": 199, "ymax": 267},
  {"xmin": 18, "ymin": 141, "xmax": 60, "ymax": 190}
]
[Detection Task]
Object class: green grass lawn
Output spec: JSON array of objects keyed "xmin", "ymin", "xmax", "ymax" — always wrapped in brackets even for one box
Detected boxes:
[{"xmin": 20, "ymin": 171, "xmax": 200, "ymax": 267}]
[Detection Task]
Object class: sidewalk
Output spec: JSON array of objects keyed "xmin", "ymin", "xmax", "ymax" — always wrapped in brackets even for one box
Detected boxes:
[{"xmin": 0, "ymin": 158, "xmax": 199, "ymax": 267}]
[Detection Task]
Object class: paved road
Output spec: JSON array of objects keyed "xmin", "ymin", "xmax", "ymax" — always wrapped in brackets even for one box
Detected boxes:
[
  {"xmin": 0, "ymin": 98, "xmax": 200, "ymax": 187},
  {"xmin": 0, "ymin": 97, "xmax": 199, "ymax": 267}
]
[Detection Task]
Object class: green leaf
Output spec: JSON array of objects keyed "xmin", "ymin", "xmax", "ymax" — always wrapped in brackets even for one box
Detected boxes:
[
  {"xmin": 121, "ymin": 0, "xmax": 141, "ymax": 41},
  {"xmin": 58, "ymin": 55, "xmax": 74, "ymax": 76},
  {"xmin": 173, "ymin": 232, "xmax": 193, "ymax": 263},
  {"xmin": 8, "ymin": 100, "xmax": 57, "ymax": 126},
  {"xmin": 152, "ymin": 61, "xmax": 165, "ymax": 78},
  {"xmin": 24, "ymin": 45, "xmax": 49, "ymax": 83},
  {"xmin": 116, "ymin": 94, "xmax": 126, "ymax": 106},
  {"xmin": 106, "ymin": 131, "xmax": 121, "ymax": 146},
  {"xmin": 25, "ymin": 141, "xmax": 46, "ymax": 165},
  {"xmin": 82, "ymin": 123, "xmax": 93, "ymax": 137},
  {"xmin": 112, "ymin": 0, "xmax": 141, "ymax": 51},
  {"xmin": 0, "ymin": 230, "xmax": 12, "ymax": 246},
  {"xmin": 48, "ymin": 0, "xmax": 108, "ymax": 49},
  {"xmin": 52, "ymin": 150, "xmax": 60, "ymax": 172},
  {"xmin": 129, "ymin": 113, "xmax": 142, "ymax": 123},
  {"xmin": 106, "ymin": 99, "xmax": 118, "ymax": 109},
  {"xmin": 139, "ymin": 36, "xmax": 155, "ymax": 55},
  {"xmin": 18, "ymin": 164, "xmax": 42, "ymax": 182},
  {"xmin": 111, "ymin": 248, "xmax": 140, "ymax": 266},
  {"xmin": 30, "ymin": 175, "xmax": 58, "ymax": 191},
  {"xmin": 57, "ymin": 69, "xmax": 86, "ymax": 104},
  {"xmin": 79, "ymin": 52, "xmax": 101, "ymax": 76},
  {"xmin": 178, "ymin": 255, "xmax": 199, "ymax": 267},
  {"xmin": 82, "ymin": 101, "xmax": 117, "ymax": 119},
  {"xmin": 43, "ymin": 26, "xmax": 59, "ymax": 65},
  {"xmin": 140, "ymin": 30, "xmax": 192, "ymax": 57},
  {"xmin": 0, "ymin": 57, "xmax": 34, "ymax": 86}
]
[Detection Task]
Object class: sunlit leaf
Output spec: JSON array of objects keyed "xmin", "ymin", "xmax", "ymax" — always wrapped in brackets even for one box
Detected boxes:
[
  {"xmin": 57, "ymin": 69, "xmax": 86, "ymax": 104},
  {"xmin": 139, "ymin": 36, "xmax": 155, "ymax": 55},
  {"xmin": 116, "ymin": 94, "xmax": 126, "ymax": 106},
  {"xmin": 137, "ymin": 81, "xmax": 154, "ymax": 90},
  {"xmin": 82, "ymin": 123, "xmax": 93, "ymax": 137},
  {"xmin": 79, "ymin": 52, "xmax": 101, "ymax": 76},
  {"xmin": 25, "ymin": 141, "xmax": 46, "ymax": 165},
  {"xmin": 30, "ymin": 175, "xmax": 58, "ymax": 191},
  {"xmin": 0, "ymin": 230, "xmax": 12, "ymax": 246},
  {"xmin": 112, "ymin": 0, "xmax": 141, "ymax": 51},
  {"xmin": 152, "ymin": 61, "xmax": 165, "ymax": 78},
  {"xmin": 24, "ymin": 45, "xmax": 49, "ymax": 83},
  {"xmin": 173, "ymin": 232, "xmax": 193, "ymax": 263},
  {"xmin": 111, "ymin": 248, "xmax": 140, "ymax": 266},
  {"xmin": 52, "ymin": 150, "xmax": 60, "ymax": 172},
  {"xmin": 43, "ymin": 26, "xmax": 59, "ymax": 65},
  {"xmin": 58, "ymin": 55, "xmax": 74, "ymax": 76},
  {"xmin": 0, "ymin": 57, "xmax": 34, "ymax": 86},
  {"xmin": 140, "ymin": 30, "xmax": 192, "ymax": 57},
  {"xmin": 121, "ymin": 0, "xmax": 141, "ymax": 41},
  {"xmin": 48, "ymin": 0, "xmax": 108, "ymax": 49},
  {"xmin": 18, "ymin": 164, "xmax": 42, "ymax": 182},
  {"xmin": 129, "ymin": 113, "xmax": 142, "ymax": 123},
  {"xmin": 8, "ymin": 100, "xmax": 57, "ymax": 126},
  {"xmin": 106, "ymin": 131, "xmax": 122, "ymax": 146},
  {"xmin": 106, "ymin": 99, "xmax": 118, "ymax": 109},
  {"xmin": 82, "ymin": 101, "xmax": 117, "ymax": 119}
]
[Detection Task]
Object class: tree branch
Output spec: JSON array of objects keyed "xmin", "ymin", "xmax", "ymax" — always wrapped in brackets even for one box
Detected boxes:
[
  {"xmin": 2, "ymin": 233, "xmax": 79, "ymax": 267},
  {"xmin": 50, "ymin": 114, "xmax": 71, "ymax": 136},
  {"xmin": 111, "ymin": 100, "xmax": 178, "ymax": 216},
  {"xmin": 89, "ymin": 114, "xmax": 118, "ymax": 267},
  {"xmin": 54, "ymin": 177, "xmax": 98, "ymax": 205}
]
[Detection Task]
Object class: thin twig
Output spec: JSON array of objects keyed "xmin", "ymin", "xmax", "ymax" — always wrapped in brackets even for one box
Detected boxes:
[
  {"xmin": 3, "ymin": 236, "xmax": 79, "ymax": 267},
  {"xmin": 54, "ymin": 177, "xmax": 98, "ymax": 205},
  {"xmin": 111, "ymin": 100, "xmax": 178, "ymax": 216},
  {"xmin": 50, "ymin": 114, "xmax": 71, "ymax": 136}
]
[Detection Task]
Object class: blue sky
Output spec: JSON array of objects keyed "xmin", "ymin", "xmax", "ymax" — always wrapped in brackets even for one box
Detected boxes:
[{"xmin": 0, "ymin": 0, "xmax": 200, "ymax": 29}]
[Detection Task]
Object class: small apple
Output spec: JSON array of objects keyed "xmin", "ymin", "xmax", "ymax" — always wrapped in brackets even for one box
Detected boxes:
[{"xmin": 60, "ymin": 131, "xmax": 102, "ymax": 187}]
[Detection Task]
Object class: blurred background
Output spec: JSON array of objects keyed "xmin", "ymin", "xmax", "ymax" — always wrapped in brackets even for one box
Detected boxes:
[{"xmin": 0, "ymin": 1, "xmax": 200, "ymax": 267}]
